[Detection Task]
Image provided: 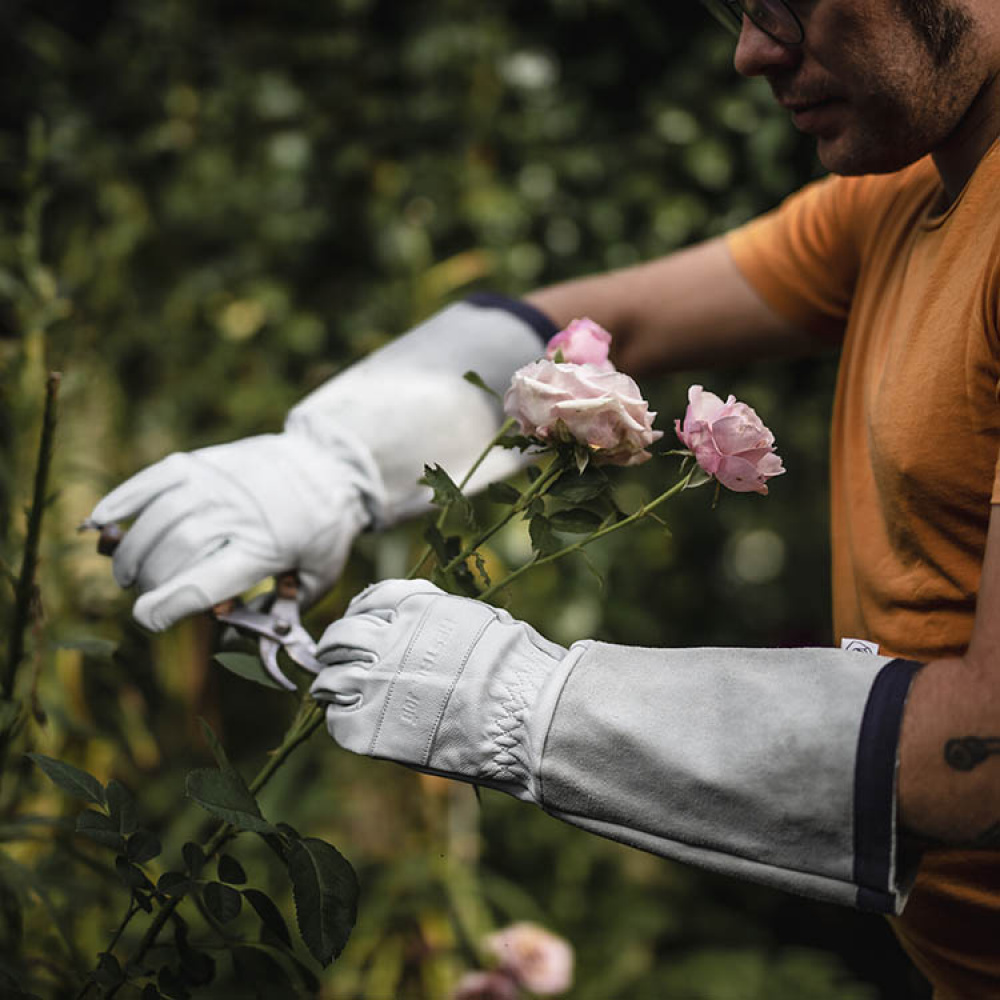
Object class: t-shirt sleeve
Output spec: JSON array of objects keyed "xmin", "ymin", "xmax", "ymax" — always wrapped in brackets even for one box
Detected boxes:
[{"xmin": 726, "ymin": 174, "xmax": 868, "ymax": 341}]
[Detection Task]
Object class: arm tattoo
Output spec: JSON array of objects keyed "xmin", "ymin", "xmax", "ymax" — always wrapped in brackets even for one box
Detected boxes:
[{"xmin": 944, "ymin": 737, "xmax": 1000, "ymax": 771}]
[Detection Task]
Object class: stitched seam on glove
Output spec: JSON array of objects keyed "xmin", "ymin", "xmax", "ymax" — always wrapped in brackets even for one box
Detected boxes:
[
  {"xmin": 534, "ymin": 641, "xmax": 590, "ymax": 808},
  {"xmin": 420, "ymin": 612, "xmax": 496, "ymax": 767},
  {"xmin": 481, "ymin": 644, "xmax": 551, "ymax": 786},
  {"xmin": 367, "ymin": 601, "xmax": 436, "ymax": 756}
]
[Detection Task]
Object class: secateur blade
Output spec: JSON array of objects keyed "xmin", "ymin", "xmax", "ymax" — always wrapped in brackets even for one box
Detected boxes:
[{"xmin": 214, "ymin": 572, "xmax": 322, "ymax": 690}]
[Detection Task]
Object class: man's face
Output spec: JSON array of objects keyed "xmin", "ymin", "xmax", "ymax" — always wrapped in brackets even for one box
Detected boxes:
[{"xmin": 733, "ymin": 0, "xmax": 987, "ymax": 175}]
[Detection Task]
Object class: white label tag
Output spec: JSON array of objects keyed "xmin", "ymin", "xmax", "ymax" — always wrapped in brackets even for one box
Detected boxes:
[{"xmin": 841, "ymin": 637, "xmax": 880, "ymax": 655}]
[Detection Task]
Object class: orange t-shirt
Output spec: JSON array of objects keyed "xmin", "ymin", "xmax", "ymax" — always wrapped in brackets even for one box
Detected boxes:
[{"xmin": 727, "ymin": 143, "xmax": 1000, "ymax": 999}]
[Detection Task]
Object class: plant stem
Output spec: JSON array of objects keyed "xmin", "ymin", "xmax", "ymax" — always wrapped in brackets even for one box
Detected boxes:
[
  {"xmin": 438, "ymin": 454, "xmax": 568, "ymax": 577},
  {"xmin": 72, "ymin": 900, "xmax": 137, "ymax": 1000},
  {"xmin": 407, "ymin": 418, "xmax": 518, "ymax": 579},
  {"xmin": 104, "ymin": 696, "xmax": 326, "ymax": 997},
  {"xmin": 3, "ymin": 371, "xmax": 60, "ymax": 699},
  {"xmin": 479, "ymin": 466, "xmax": 695, "ymax": 602}
]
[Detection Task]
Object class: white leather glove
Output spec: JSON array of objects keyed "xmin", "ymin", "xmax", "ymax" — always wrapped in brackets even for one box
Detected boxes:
[
  {"xmin": 310, "ymin": 579, "xmax": 577, "ymax": 803},
  {"xmin": 89, "ymin": 297, "xmax": 553, "ymax": 631},
  {"xmin": 312, "ymin": 579, "xmax": 923, "ymax": 914},
  {"xmin": 87, "ymin": 432, "xmax": 374, "ymax": 631}
]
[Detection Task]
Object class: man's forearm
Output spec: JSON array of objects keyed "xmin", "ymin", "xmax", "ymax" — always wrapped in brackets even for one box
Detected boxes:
[
  {"xmin": 525, "ymin": 237, "xmax": 811, "ymax": 376},
  {"xmin": 899, "ymin": 654, "xmax": 1000, "ymax": 848}
]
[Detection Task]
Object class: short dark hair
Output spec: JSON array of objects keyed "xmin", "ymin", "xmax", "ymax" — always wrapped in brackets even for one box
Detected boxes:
[{"xmin": 898, "ymin": 0, "xmax": 973, "ymax": 66}]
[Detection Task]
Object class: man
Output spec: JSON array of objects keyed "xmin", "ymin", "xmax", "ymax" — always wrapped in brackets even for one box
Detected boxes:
[{"xmin": 90, "ymin": 1, "xmax": 1000, "ymax": 995}]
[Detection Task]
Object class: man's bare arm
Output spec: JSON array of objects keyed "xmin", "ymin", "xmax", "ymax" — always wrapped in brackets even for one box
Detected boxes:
[
  {"xmin": 525, "ymin": 236, "xmax": 816, "ymax": 375},
  {"xmin": 898, "ymin": 502, "xmax": 1000, "ymax": 847}
]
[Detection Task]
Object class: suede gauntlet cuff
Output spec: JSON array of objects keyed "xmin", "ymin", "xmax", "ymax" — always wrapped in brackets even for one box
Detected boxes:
[{"xmin": 536, "ymin": 643, "xmax": 923, "ymax": 914}]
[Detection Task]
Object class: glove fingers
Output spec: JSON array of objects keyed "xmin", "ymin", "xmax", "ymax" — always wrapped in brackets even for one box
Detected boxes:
[
  {"xmin": 132, "ymin": 545, "xmax": 269, "ymax": 631},
  {"xmin": 345, "ymin": 578, "xmax": 443, "ymax": 617},
  {"xmin": 316, "ymin": 615, "xmax": 390, "ymax": 660},
  {"xmin": 89, "ymin": 454, "xmax": 190, "ymax": 526},
  {"xmin": 310, "ymin": 663, "xmax": 373, "ymax": 706},
  {"xmin": 111, "ymin": 493, "xmax": 221, "ymax": 589}
]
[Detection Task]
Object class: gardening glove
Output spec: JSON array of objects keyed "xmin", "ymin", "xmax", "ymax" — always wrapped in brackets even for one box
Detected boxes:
[
  {"xmin": 88, "ymin": 296, "xmax": 555, "ymax": 630},
  {"xmin": 311, "ymin": 579, "xmax": 924, "ymax": 915}
]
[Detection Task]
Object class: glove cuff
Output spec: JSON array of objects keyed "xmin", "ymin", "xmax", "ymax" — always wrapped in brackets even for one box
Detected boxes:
[{"xmin": 536, "ymin": 643, "xmax": 924, "ymax": 914}]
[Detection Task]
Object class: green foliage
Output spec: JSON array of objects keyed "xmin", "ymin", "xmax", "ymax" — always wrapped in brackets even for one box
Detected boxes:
[{"xmin": 287, "ymin": 837, "xmax": 360, "ymax": 967}]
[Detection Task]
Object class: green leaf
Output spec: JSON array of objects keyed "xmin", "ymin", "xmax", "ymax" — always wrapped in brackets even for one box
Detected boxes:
[
  {"xmin": 549, "ymin": 508, "xmax": 604, "ymax": 533},
  {"xmin": 287, "ymin": 837, "xmax": 359, "ymax": 967},
  {"xmin": 419, "ymin": 464, "xmax": 474, "ymax": 526},
  {"xmin": 185, "ymin": 769, "xmax": 276, "ymax": 834},
  {"xmin": 217, "ymin": 853, "xmax": 247, "ymax": 885},
  {"xmin": 115, "ymin": 855, "xmax": 153, "ymax": 891},
  {"xmin": 107, "ymin": 780, "xmax": 138, "ymax": 836},
  {"xmin": 462, "ymin": 370, "xmax": 500, "ymax": 400},
  {"xmin": 496, "ymin": 432, "xmax": 535, "ymax": 451},
  {"xmin": 213, "ymin": 652, "xmax": 288, "ymax": 691},
  {"xmin": 472, "ymin": 551, "xmax": 491, "ymax": 588},
  {"xmin": 528, "ymin": 514, "xmax": 561, "ymax": 558},
  {"xmin": 26, "ymin": 753, "xmax": 105, "ymax": 807},
  {"xmin": 157, "ymin": 965, "xmax": 191, "ymax": 1000},
  {"xmin": 75, "ymin": 810, "xmax": 124, "ymax": 851},
  {"xmin": 243, "ymin": 888, "xmax": 292, "ymax": 947},
  {"xmin": 549, "ymin": 465, "xmax": 610, "ymax": 503},
  {"xmin": 451, "ymin": 561, "xmax": 481, "ymax": 598},
  {"xmin": 126, "ymin": 830, "xmax": 162, "ymax": 864},
  {"xmin": 203, "ymin": 881, "xmax": 242, "ymax": 923},
  {"xmin": 182, "ymin": 842, "xmax": 205, "ymax": 876},
  {"xmin": 93, "ymin": 952, "xmax": 124, "ymax": 989},
  {"xmin": 422, "ymin": 523, "xmax": 450, "ymax": 565},
  {"xmin": 573, "ymin": 444, "xmax": 591, "ymax": 474},
  {"xmin": 141, "ymin": 983, "xmax": 162, "ymax": 999},
  {"xmin": 174, "ymin": 918, "xmax": 215, "ymax": 986},
  {"xmin": 526, "ymin": 465, "xmax": 543, "ymax": 483},
  {"xmin": 157, "ymin": 872, "xmax": 193, "ymax": 898},
  {"xmin": 685, "ymin": 466, "xmax": 714, "ymax": 489},
  {"xmin": 485, "ymin": 481, "xmax": 521, "ymax": 505}
]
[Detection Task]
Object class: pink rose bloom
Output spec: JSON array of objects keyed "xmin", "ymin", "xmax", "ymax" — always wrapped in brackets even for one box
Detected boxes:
[
  {"xmin": 674, "ymin": 384, "xmax": 785, "ymax": 494},
  {"xmin": 504, "ymin": 360, "xmax": 663, "ymax": 466},
  {"xmin": 451, "ymin": 970, "xmax": 520, "ymax": 1000},
  {"xmin": 483, "ymin": 923, "xmax": 574, "ymax": 996},
  {"xmin": 546, "ymin": 317, "xmax": 615, "ymax": 371}
]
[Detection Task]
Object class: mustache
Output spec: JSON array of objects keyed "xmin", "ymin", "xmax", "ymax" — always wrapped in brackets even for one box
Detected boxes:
[{"xmin": 769, "ymin": 80, "xmax": 839, "ymax": 108}]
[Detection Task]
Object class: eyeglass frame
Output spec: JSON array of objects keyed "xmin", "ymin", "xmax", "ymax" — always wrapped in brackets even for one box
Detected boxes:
[{"xmin": 700, "ymin": 0, "xmax": 806, "ymax": 46}]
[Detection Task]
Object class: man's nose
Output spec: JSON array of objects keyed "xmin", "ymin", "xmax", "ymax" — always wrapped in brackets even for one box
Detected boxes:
[{"xmin": 733, "ymin": 16, "xmax": 801, "ymax": 77}]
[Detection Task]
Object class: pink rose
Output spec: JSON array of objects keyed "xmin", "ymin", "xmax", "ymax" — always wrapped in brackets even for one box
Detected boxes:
[
  {"xmin": 503, "ymin": 360, "xmax": 663, "ymax": 466},
  {"xmin": 483, "ymin": 922, "xmax": 574, "ymax": 996},
  {"xmin": 674, "ymin": 384, "xmax": 785, "ymax": 494},
  {"xmin": 450, "ymin": 970, "xmax": 520, "ymax": 1000},
  {"xmin": 546, "ymin": 317, "xmax": 614, "ymax": 371}
]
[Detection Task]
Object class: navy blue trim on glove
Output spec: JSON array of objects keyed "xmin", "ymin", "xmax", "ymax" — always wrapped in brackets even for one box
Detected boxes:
[
  {"xmin": 853, "ymin": 656, "xmax": 924, "ymax": 912},
  {"xmin": 464, "ymin": 292, "xmax": 559, "ymax": 345}
]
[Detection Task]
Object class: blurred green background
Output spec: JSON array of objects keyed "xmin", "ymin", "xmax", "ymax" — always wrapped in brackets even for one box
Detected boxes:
[{"xmin": 0, "ymin": 1, "xmax": 931, "ymax": 997}]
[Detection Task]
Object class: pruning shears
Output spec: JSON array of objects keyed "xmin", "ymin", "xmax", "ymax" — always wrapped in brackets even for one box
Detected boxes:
[
  {"xmin": 213, "ymin": 572, "xmax": 323, "ymax": 691},
  {"xmin": 92, "ymin": 523, "xmax": 322, "ymax": 691}
]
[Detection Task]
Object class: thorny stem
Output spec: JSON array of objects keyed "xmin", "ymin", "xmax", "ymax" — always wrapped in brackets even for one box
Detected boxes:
[
  {"xmin": 407, "ymin": 418, "xmax": 518, "ymax": 580},
  {"xmin": 102, "ymin": 697, "xmax": 326, "ymax": 997},
  {"xmin": 74, "ymin": 900, "xmax": 138, "ymax": 999},
  {"xmin": 478, "ymin": 466, "xmax": 696, "ymax": 603},
  {"xmin": 438, "ymin": 454, "xmax": 568, "ymax": 577},
  {"xmin": 4, "ymin": 371, "xmax": 60, "ymax": 699}
]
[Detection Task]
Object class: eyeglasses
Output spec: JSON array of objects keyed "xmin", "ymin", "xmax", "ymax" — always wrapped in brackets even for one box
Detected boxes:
[{"xmin": 699, "ymin": 0, "xmax": 805, "ymax": 46}]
